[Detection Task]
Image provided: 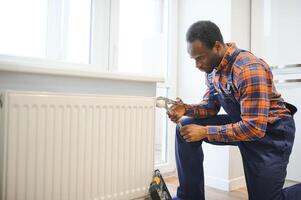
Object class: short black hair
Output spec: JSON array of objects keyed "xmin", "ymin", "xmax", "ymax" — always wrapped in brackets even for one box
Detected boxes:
[{"xmin": 186, "ymin": 21, "xmax": 224, "ymax": 49}]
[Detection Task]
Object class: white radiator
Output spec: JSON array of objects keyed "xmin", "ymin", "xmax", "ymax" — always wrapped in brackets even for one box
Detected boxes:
[{"xmin": 0, "ymin": 91, "xmax": 155, "ymax": 200}]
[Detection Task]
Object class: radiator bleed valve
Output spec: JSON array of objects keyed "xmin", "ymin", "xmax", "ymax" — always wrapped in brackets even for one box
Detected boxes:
[
  {"xmin": 156, "ymin": 96, "xmax": 183, "ymax": 129},
  {"xmin": 149, "ymin": 169, "xmax": 172, "ymax": 200}
]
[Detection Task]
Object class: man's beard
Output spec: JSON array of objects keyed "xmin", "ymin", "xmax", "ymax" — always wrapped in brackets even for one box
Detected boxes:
[{"xmin": 211, "ymin": 54, "xmax": 222, "ymax": 69}]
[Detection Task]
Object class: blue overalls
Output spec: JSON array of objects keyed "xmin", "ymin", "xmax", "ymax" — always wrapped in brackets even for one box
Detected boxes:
[{"xmin": 175, "ymin": 49, "xmax": 301, "ymax": 200}]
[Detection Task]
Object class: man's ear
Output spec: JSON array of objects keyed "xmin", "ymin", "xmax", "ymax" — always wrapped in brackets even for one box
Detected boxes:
[{"xmin": 213, "ymin": 41, "xmax": 224, "ymax": 55}]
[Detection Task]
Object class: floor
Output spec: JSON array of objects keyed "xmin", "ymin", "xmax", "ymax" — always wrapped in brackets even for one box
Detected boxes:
[
  {"xmin": 164, "ymin": 176, "xmax": 248, "ymax": 200},
  {"xmin": 164, "ymin": 176, "xmax": 299, "ymax": 200}
]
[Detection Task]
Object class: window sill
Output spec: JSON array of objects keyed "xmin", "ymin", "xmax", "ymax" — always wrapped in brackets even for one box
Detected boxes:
[{"xmin": 0, "ymin": 55, "xmax": 164, "ymax": 83}]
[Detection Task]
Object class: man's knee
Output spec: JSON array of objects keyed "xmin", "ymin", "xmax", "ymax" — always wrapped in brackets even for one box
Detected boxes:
[
  {"xmin": 178, "ymin": 116, "xmax": 217, "ymax": 127},
  {"xmin": 179, "ymin": 117, "xmax": 205, "ymax": 127},
  {"xmin": 176, "ymin": 117, "xmax": 210, "ymax": 144},
  {"xmin": 179, "ymin": 115, "xmax": 232, "ymax": 128}
]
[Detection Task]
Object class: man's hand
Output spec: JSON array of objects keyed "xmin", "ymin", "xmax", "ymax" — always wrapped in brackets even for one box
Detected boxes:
[
  {"xmin": 180, "ymin": 124, "xmax": 208, "ymax": 142},
  {"xmin": 167, "ymin": 98, "xmax": 186, "ymax": 123}
]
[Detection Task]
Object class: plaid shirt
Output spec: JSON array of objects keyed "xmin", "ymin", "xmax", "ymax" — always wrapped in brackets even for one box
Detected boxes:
[{"xmin": 184, "ymin": 43, "xmax": 291, "ymax": 142}]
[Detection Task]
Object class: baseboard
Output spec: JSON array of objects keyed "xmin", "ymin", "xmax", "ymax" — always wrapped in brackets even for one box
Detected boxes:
[
  {"xmin": 229, "ymin": 176, "xmax": 246, "ymax": 191},
  {"xmin": 205, "ymin": 176, "xmax": 246, "ymax": 191},
  {"xmin": 205, "ymin": 176, "xmax": 230, "ymax": 191}
]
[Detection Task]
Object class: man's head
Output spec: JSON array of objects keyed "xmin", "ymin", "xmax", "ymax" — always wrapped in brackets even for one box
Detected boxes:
[{"xmin": 186, "ymin": 21, "xmax": 227, "ymax": 73}]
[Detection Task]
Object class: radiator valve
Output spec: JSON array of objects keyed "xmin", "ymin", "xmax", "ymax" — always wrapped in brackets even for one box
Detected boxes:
[{"xmin": 156, "ymin": 96, "xmax": 183, "ymax": 128}]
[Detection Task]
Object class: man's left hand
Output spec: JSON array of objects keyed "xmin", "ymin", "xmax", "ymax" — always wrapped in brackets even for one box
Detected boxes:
[{"xmin": 180, "ymin": 124, "xmax": 208, "ymax": 142}]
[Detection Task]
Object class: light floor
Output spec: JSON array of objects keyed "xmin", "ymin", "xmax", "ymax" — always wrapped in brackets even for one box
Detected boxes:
[
  {"xmin": 164, "ymin": 176, "xmax": 248, "ymax": 200},
  {"xmin": 164, "ymin": 176, "xmax": 300, "ymax": 200}
]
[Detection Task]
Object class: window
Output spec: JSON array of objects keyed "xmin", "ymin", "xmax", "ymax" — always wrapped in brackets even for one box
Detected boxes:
[
  {"xmin": 111, "ymin": 1, "xmax": 171, "ymax": 165},
  {"xmin": 0, "ymin": 0, "xmax": 167, "ymax": 74},
  {"xmin": 116, "ymin": 0, "xmax": 166, "ymax": 76},
  {"xmin": 0, "ymin": 0, "xmax": 48, "ymax": 58},
  {"xmin": 0, "ymin": 0, "xmax": 92, "ymax": 64},
  {"xmin": 113, "ymin": 0, "xmax": 171, "ymax": 165},
  {"xmin": 0, "ymin": 0, "xmax": 177, "ymax": 172},
  {"xmin": 61, "ymin": 0, "xmax": 92, "ymax": 63}
]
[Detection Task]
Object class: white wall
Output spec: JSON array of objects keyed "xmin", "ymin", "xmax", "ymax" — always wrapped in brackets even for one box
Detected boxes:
[
  {"xmin": 177, "ymin": 0, "xmax": 250, "ymax": 191},
  {"xmin": 250, "ymin": 0, "xmax": 301, "ymax": 182},
  {"xmin": 251, "ymin": 0, "xmax": 301, "ymax": 66}
]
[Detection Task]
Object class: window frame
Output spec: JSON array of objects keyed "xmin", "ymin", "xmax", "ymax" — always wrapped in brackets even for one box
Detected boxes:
[
  {"xmin": 0, "ymin": 0, "xmax": 178, "ymax": 174},
  {"xmin": 90, "ymin": 0, "xmax": 111, "ymax": 70},
  {"xmin": 154, "ymin": 0, "xmax": 178, "ymax": 173},
  {"xmin": 104, "ymin": 0, "xmax": 178, "ymax": 173}
]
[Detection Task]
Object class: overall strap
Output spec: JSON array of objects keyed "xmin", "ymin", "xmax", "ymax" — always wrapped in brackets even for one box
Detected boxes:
[
  {"xmin": 226, "ymin": 49, "xmax": 246, "ymax": 90},
  {"xmin": 227, "ymin": 48, "xmax": 244, "ymax": 67},
  {"xmin": 207, "ymin": 69, "xmax": 218, "ymax": 96}
]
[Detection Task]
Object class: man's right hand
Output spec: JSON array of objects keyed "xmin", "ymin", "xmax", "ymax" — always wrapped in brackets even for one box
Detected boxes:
[{"xmin": 167, "ymin": 98, "xmax": 186, "ymax": 123}]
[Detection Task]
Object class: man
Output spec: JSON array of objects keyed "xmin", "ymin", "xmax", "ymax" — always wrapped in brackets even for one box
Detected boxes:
[{"xmin": 169, "ymin": 21, "xmax": 301, "ymax": 200}]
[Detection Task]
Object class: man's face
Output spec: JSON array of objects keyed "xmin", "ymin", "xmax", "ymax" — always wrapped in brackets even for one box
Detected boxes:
[{"xmin": 187, "ymin": 40, "xmax": 221, "ymax": 73}]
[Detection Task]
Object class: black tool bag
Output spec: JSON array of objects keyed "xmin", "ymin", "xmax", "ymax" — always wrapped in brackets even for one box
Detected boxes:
[{"xmin": 149, "ymin": 169, "xmax": 172, "ymax": 200}]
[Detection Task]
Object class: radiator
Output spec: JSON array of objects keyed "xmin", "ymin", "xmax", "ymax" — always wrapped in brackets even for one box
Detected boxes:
[{"xmin": 0, "ymin": 91, "xmax": 155, "ymax": 200}]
